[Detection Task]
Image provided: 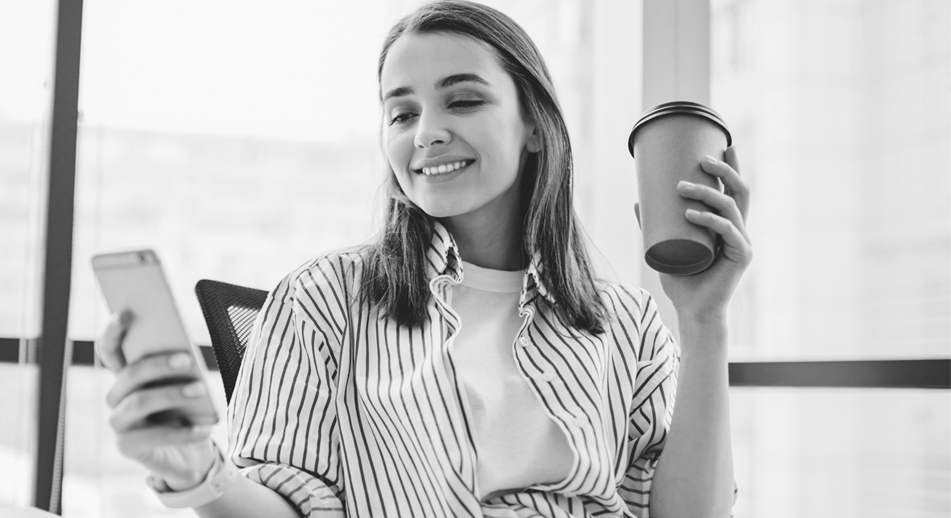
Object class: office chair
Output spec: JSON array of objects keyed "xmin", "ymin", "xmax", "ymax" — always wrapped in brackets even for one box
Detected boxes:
[{"xmin": 194, "ymin": 279, "xmax": 268, "ymax": 405}]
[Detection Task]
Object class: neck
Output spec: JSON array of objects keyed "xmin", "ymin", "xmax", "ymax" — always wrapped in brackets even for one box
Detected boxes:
[{"xmin": 439, "ymin": 201, "xmax": 524, "ymax": 272}]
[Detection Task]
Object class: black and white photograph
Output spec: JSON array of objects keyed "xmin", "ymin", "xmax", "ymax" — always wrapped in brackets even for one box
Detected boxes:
[{"xmin": 1, "ymin": 1, "xmax": 948, "ymax": 517}]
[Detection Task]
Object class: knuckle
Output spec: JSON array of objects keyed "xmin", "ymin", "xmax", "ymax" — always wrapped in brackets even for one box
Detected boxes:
[
  {"xmin": 108, "ymin": 410, "xmax": 124, "ymax": 431},
  {"xmin": 105, "ymin": 319, "xmax": 124, "ymax": 339},
  {"xmin": 152, "ymin": 353, "xmax": 181, "ymax": 372},
  {"xmin": 124, "ymin": 358, "xmax": 148, "ymax": 380},
  {"xmin": 105, "ymin": 317, "xmax": 120, "ymax": 333},
  {"xmin": 115, "ymin": 434, "xmax": 134, "ymax": 457},
  {"xmin": 116, "ymin": 431, "xmax": 146, "ymax": 459},
  {"xmin": 123, "ymin": 389, "xmax": 151, "ymax": 417},
  {"xmin": 105, "ymin": 386, "xmax": 119, "ymax": 409},
  {"xmin": 95, "ymin": 333, "xmax": 114, "ymax": 353},
  {"xmin": 115, "ymin": 439, "xmax": 128, "ymax": 457},
  {"xmin": 93, "ymin": 342, "xmax": 108, "ymax": 365},
  {"xmin": 716, "ymin": 216, "xmax": 732, "ymax": 231},
  {"xmin": 125, "ymin": 356, "xmax": 169, "ymax": 387},
  {"xmin": 107, "ymin": 373, "xmax": 134, "ymax": 408},
  {"xmin": 145, "ymin": 353, "xmax": 178, "ymax": 374}
]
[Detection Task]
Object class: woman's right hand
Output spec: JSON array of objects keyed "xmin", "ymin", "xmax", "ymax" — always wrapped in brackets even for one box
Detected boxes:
[{"xmin": 96, "ymin": 310, "xmax": 218, "ymax": 491}]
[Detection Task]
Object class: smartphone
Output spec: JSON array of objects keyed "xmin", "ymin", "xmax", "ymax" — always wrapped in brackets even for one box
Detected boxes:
[{"xmin": 92, "ymin": 249, "xmax": 219, "ymax": 427}]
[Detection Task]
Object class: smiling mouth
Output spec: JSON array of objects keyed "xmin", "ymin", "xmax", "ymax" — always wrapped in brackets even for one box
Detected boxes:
[{"xmin": 414, "ymin": 160, "xmax": 475, "ymax": 176}]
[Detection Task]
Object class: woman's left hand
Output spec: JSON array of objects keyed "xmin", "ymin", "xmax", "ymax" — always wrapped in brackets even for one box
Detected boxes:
[{"xmin": 658, "ymin": 145, "xmax": 752, "ymax": 322}]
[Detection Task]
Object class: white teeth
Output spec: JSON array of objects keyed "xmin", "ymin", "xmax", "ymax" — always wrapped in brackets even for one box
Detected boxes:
[{"xmin": 421, "ymin": 161, "xmax": 469, "ymax": 176}]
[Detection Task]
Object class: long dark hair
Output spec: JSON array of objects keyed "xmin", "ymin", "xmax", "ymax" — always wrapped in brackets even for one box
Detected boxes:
[{"xmin": 362, "ymin": 0, "xmax": 606, "ymax": 334}]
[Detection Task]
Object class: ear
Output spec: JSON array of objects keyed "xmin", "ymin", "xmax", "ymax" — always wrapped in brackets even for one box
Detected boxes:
[
  {"xmin": 525, "ymin": 125, "xmax": 541, "ymax": 153},
  {"xmin": 634, "ymin": 202, "xmax": 641, "ymax": 230}
]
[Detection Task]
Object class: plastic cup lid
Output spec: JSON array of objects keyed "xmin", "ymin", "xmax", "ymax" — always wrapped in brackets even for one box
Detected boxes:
[
  {"xmin": 628, "ymin": 101, "xmax": 732, "ymax": 157},
  {"xmin": 643, "ymin": 101, "xmax": 725, "ymax": 120}
]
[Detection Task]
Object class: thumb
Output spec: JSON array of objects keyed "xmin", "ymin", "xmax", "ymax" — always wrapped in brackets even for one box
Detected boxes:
[{"xmin": 96, "ymin": 311, "xmax": 132, "ymax": 372}]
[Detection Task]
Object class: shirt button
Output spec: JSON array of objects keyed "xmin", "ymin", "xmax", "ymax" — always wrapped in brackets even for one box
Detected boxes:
[
  {"xmin": 572, "ymin": 417, "xmax": 587, "ymax": 427},
  {"xmin": 542, "ymin": 371, "xmax": 555, "ymax": 382},
  {"xmin": 518, "ymin": 337, "xmax": 530, "ymax": 347}
]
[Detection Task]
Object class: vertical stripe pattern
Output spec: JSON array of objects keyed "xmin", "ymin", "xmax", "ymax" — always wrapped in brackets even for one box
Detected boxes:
[{"xmin": 225, "ymin": 222, "xmax": 723, "ymax": 518}]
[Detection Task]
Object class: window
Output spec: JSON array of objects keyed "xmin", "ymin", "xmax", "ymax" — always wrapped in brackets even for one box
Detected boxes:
[
  {"xmin": 730, "ymin": 387, "xmax": 950, "ymax": 517},
  {"xmin": 710, "ymin": 0, "xmax": 950, "ymax": 361},
  {"xmin": 0, "ymin": 0, "xmax": 57, "ymax": 508},
  {"xmin": 710, "ymin": 1, "xmax": 950, "ymax": 515}
]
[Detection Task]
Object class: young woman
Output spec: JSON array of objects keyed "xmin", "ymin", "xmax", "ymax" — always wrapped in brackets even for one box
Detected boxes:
[{"xmin": 97, "ymin": 1, "xmax": 751, "ymax": 517}]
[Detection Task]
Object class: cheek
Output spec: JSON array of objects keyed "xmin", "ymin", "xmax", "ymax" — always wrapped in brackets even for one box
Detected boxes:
[
  {"xmin": 385, "ymin": 135, "xmax": 410, "ymax": 174},
  {"xmin": 487, "ymin": 115, "xmax": 528, "ymax": 164},
  {"xmin": 384, "ymin": 137, "xmax": 416, "ymax": 197}
]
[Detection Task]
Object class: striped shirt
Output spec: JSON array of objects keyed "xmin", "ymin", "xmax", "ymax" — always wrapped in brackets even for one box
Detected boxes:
[{"xmin": 227, "ymin": 222, "xmax": 683, "ymax": 517}]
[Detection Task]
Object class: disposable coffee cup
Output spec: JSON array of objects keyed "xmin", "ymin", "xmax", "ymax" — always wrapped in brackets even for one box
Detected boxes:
[{"xmin": 628, "ymin": 101, "xmax": 732, "ymax": 275}]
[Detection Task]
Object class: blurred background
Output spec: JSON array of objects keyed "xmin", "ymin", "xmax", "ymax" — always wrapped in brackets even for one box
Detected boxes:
[{"xmin": 1, "ymin": 0, "xmax": 948, "ymax": 516}]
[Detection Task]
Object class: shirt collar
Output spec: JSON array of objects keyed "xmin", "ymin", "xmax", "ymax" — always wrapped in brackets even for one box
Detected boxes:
[{"xmin": 426, "ymin": 220, "xmax": 555, "ymax": 307}]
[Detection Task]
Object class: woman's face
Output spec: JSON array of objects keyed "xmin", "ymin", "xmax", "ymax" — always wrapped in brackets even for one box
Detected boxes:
[{"xmin": 380, "ymin": 32, "xmax": 539, "ymax": 221}]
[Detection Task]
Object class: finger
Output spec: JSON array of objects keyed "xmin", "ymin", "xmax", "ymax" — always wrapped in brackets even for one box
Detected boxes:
[
  {"xmin": 724, "ymin": 145, "xmax": 740, "ymax": 175},
  {"xmin": 107, "ymin": 352, "xmax": 199, "ymax": 409},
  {"xmin": 700, "ymin": 152, "xmax": 749, "ymax": 221},
  {"xmin": 677, "ymin": 181, "xmax": 750, "ymax": 245},
  {"xmin": 110, "ymin": 381, "xmax": 209, "ymax": 433},
  {"xmin": 115, "ymin": 426, "xmax": 213, "ymax": 460},
  {"xmin": 685, "ymin": 209, "xmax": 753, "ymax": 267},
  {"xmin": 95, "ymin": 311, "xmax": 133, "ymax": 372}
]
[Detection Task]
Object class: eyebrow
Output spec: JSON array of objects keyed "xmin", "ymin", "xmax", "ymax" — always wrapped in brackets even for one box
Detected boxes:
[{"xmin": 382, "ymin": 73, "xmax": 491, "ymax": 102}]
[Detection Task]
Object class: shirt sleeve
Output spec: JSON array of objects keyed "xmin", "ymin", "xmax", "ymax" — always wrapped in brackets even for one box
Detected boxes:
[
  {"xmin": 226, "ymin": 259, "xmax": 349, "ymax": 517},
  {"xmin": 617, "ymin": 289, "xmax": 738, "ymax": 517},
  {"xmin": 616, "ymin": 290, "xmax": 679, "ymax": 518}
]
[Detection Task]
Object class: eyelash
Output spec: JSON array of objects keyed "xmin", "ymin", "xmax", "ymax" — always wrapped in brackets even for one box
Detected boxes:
[
  {"xmin": 389, "ymin": 113, "xmax": 415, "ymax": 126},
  {"xmin": 388, "ymin": 100, "xmax": 485, "ymax": 126},
  {"xmin": 450, "ymin": 100, "xmax": 484, "ymax": 110}
]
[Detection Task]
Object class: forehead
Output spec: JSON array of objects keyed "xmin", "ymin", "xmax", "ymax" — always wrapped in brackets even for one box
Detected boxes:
[{"xmin": 380, "ymin": 32, "xmax": 508, "ymax": 90}]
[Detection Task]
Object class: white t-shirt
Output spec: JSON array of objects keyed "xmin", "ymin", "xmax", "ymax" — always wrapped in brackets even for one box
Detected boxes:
[{"xmin": 450, "ymin": 261, "xmax": 574, "ymax": 502}]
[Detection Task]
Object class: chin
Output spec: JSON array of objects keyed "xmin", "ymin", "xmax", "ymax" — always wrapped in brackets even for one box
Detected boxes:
[
  {"xmin": 413, "ymin": 196, "xmax": 471, "ymax": 219},
  {"xmin": 418, "ymin": 205, "xmax": 461, "ymax": 219}
]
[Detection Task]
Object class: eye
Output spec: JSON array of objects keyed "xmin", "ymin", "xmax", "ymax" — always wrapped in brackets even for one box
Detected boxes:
[
  {"xmin": 388, "ymin": 112, "xmax": 417, "ymax": 126},
  {"xmin": 449, "ymin": 99, "xmax": 484, "ymax": 110}
]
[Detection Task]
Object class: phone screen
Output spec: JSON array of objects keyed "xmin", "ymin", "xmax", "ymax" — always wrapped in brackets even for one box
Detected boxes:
[{"xmin": 92, "ymin": 249, "xmax": 219, "ymax": 426}]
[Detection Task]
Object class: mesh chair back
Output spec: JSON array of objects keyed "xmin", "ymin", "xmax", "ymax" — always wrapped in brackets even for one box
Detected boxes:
[{"xmin": 194, "ymin": 279, "xmax": 268, "ymax": 405}]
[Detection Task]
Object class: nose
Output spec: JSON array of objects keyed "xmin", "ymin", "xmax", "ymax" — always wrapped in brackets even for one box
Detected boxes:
[{"xmin": 414, "ymin": 110, "xmax": 451, "ymax": 149}]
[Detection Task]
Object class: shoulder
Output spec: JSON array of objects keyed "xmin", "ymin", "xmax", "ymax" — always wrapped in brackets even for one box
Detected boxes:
[
  {"xmin": 596, "ymin": 280, "xmax": 655, "ymax": 325},
  {"xmin": 595, "ymin": 280, "xmax": 676, "ymax": 359},
  {"xmin": 268, "ymin": 246, "xmax": 369, "ymax": 305}
]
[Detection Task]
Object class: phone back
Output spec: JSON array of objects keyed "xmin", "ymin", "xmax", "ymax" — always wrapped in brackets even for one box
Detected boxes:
[{"xmin": 92, "ymin": 250, "xmax": 194, "ymax": 365}]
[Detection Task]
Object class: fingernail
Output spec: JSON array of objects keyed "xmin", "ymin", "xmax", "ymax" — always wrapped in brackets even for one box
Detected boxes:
[
  {"xmin": 119, "ymin": 311, "xmax": 133, "ymax": 326},
  {"xmin": 182, "ymin": 382, "xmax": 205, "ymax": 398},
  {"xmin": 678, "ymin": 180, "xmax": 691, "ymax": 189},
  {"xmin": 703, "ymin": 155, "xmax": 718, "ymax": 164},
  {"xmin": 168, "ymin": 353, "xmax": 191, "ymax": 370},
  {"xmin": 686, "ymin": 209, "xmax": 700, "ymax": 216}
]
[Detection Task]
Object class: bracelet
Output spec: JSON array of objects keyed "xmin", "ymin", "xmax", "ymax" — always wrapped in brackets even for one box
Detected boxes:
[{"xmin": 146, "ymin": 442, "xmax": 238, "ymax": 509}]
